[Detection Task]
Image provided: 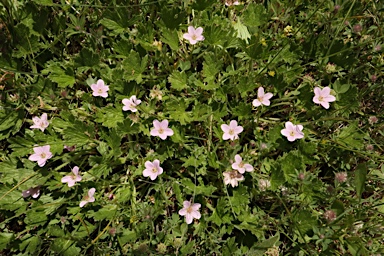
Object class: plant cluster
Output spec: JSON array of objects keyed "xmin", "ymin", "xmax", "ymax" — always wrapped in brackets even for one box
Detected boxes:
[{"xmin": 0, "ymin": 0, "xmax": 384, "ymax": 255}]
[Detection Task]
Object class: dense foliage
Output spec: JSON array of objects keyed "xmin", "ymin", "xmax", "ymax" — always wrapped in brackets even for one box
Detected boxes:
[{"xmin": 1, "ymin": 0, "xmax": 384, "ymax": 255}]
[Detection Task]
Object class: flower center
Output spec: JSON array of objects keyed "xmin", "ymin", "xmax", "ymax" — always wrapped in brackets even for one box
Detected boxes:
[
  {"xmin": 98, "ymin": 89, "xmax": 103, "ymax": 94},
  {"xmin": 229, "ymin": 172, "xmax": 237, "ymax": 179},
  {"xmin": 191, "ymin": 35, "xmax": 197, "ymax": 40},
  {"xmin": 40, "ymin": 153, "xmax": 46, "ymax": 159},
  {"xmin": 289, "ymin": 131, "xmax": 295, "ymax": 137},
  {"xmin": 239, "ymin": 162, "xmax": 244, "ymax": 168},
  {"xmin": 258, "ymin": 96, "xmax": 264, "ymax": 102},
  {"xmin": 318, "ymin": 96, "xmax": 324, "ymax": 102},
  {"xmin": 229, "ymin": 129, "xmax": 234, "ymax": 135},
  {"xmin": 152, "ymin": 168, "xmax": 157, "ymax": 173},
  {"xmin": 158, "ymin": 128, "xmax": 164, "ymax": 134},
  {"xmin": 186, "ymin": 206, "xmax": 193, "ymax": 214},
  {"xmin": 84, "ymin": 195, "xmax": 89, "ymax": 200}
]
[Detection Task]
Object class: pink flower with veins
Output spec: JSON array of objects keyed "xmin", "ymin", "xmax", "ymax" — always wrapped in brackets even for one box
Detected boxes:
[
  {"xmin": 313, "ymin": 87, "xmax": 336, "ymax": 109},
  {"xmin": 91, "ymin": 79, "xmax": 109, "ymax": 98},
  {"xmin": 221, "ymin": 120, "xmax": 243, "ymax": 141},
  {"xmin": 80, "ymin": 188, "xmax": 95, "ymax": 208},
  {"xmin": 28, "ymin": 145, "xmax": 53, "ymax": 167},
  {"xmin": 143, "ymin": 160, "xmax": 163, "ymax": 180},
  {"xmin": 150, "ymin": 119, "xmax": 174, "ymax": 140},
  {"xmin": 30, "ymin": 113, "xmax": 49, "ymax": 132},
  {"xmin": 178, "ymin": 201, "xmax": 201, "ymax": 224},
  {"xmin": 61, "ymin": 166, "xmax": 82, "ymax": 187},
  {"xmin": 281, "ymin": 122, "xmax": 304, "ymax": 142},
  {"xmin": 122, "ymin": 95, "xmax": 141, "ymax": 112},
  {"xmin": 232, "ymin": 154, "xmax": 253, "ymax": 173},
  {"xmin": 183, "ymin": 26, "xmax": 205, "ymax": 45},
  {"xmin": 223, "ymin": 170, "xmax": 244, "ymax": 187},
  {"xmin": 252, "ymin": 87, "xmax": 273, "ymax": 107}
]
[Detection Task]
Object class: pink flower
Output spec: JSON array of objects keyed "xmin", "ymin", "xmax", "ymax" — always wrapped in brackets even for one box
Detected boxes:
[
  {"xmin": 91, "ymin": 79, "xmax": 109, "ymax": 98},
  {"xmin": 313, "ymin": 87, "xmax": 336, "ymax": 109},
  {"xmin": 280, "ymin": 122, "xmax": 304, "ymax": 142},
  {"xmin": 80, "ymin": 188, "xmax": 95, "ymax": 208},
  {"xmin": 150, "ymin": 119, "xmax": 174, "ymax": 140},
  {"xmin": 183, "ymin": 26, "xmax": 205, "ymax": 45},
  {"xmin": 252, "ymin": 87, "xmax": 273, "ymax": 107},
  {"xmin": 178, "ymin": 201, "xmax": 201, "ymax": 224},
  {"xmin": 143, "ymin": 160, "xmax": 163, "ymax": 180},
  {"xmin": 232, "ymin": 154, "xmax": 253, "ymax": 173},
  {"xmin": 221, "ymin": 120, "xmax": 243, "ymax": 141},
  {"xmin": 61, "ymin": 166, "xmax": 82, "ymax": 187},
  {"xmin": 28, "ymin": 145, "xmax": 53, "ymax": 167},
  {"xmin": 30, "ymin": 113, "xmax": 49, "ymax": 132},
  {"xmin": 22, "ymin": 186, "xmax": 40, "ymax": 198},
  {"xmin": 223, "ymin": 170, "xmax": 244, "ymax": 187},
  {"xmin": 225, "ymin": 0, "xmax": 240, "ymax": 6},
  {"xmin": 122, "ymin": 95, "xmax": 142, "ymax": 112}
]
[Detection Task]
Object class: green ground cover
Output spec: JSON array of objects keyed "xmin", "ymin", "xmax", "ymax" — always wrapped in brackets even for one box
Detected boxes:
[{"xmin": 0, "ymin": 0, "xmax": 384, "ymax": 255}]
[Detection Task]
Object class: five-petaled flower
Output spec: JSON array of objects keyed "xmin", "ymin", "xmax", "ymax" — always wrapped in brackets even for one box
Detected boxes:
[
  {"xmin": 122, "ymin": 95, "xmax": 142, "ymax": 112},
  {"xmin": 30, "ymin": 113, "xmax": 49, "ymax": 132},
  {"xmin": 80, "ymin": 188, "xmax": 96, "ymax": 208},
  {"xmin": 232, "ymin": 154, "xmax": 253, "ymax": 173},
  {"xmin": 252, "ymin": 87, "xmax": 273, "ymax": 107},
  {"xmin": 221, "ymin": 120, "xmax": 243, "ymax": 141},
  {"xmin": 281, "ymin": 121, "xmax": 304, "ymax": 142},
  {"xmin": 178, "ymin": 201, "xmax": 201, "ymax": 224},
  {"xmin": 22, "ymin": 186, "xmax": 40, "ymax": 198},
  {"xmin": 143, "ymin": 159, "xmax": 163, "ymax": 180},
  {"xmin": 150, "ymin": 119, "xmax": 174, "ymax": 140},
  {"xmin": 183, "ymin": 26, "xmax": 205, "ymax": 45},
  {"xmin": 91, "ymin": 79, "xmax": 109, "ymax": 98},
  {"xmin": 61, "ymin": 166, "xmax": 82, "ymax": 187},
  {"xmin": 313, "ymin": 86, "xmax": 336, "ymax": 109},
  {"xmin": 28, "ymin": 145, "xmax": 53, "ymax": 167},
  {"xmin": 223, "ymin": 170, "xmax": 244, "ymax": 187}
]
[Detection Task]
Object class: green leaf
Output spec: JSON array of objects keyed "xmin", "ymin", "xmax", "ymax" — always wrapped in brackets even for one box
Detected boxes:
[
  {"xmin": 0, "ymin": 109, "xmax": 24, "ymax": 140},
  {"xmin": 42, "ymin": 62, "xmax": 75, "ymax": 88},
  {"xmin": 180, "ymin": 240, "xmax": 195, "ymax": 254},
  {"xmin": 161, "ymin": 28, "xmax": 179, "ymax": 51},
  {"xmin": 294, "ymin": 210, "xmax": 317, "ymax": 235},
  {"xmin": 75, "ymin": 48, "xmax": 100, "ymax": 67},
  {"xmin": 233, "ymin": 20, "xmax": 251, "ymax": 43},
  {"xmin": 95, "ymin": 106, "xmax": 124, "ymax": 128},
  {"xmin": 91, "ymin": 204, "xmax": 117, "ymax": 221},
  {"xmin": 242, "ymin": 3, "xmax": 268, "ymax": 27},
  {"xmin": 335, "ymin": 122, "xmax": 365, "ymax": 149},
  {"xmin": 181, "ymin": 178, "xmax": 217, "ymax": 196},
  {"xmin": 255, "ymin": 233, "xmax": 280, "ymax": 249},
  {"xmin": 118, "ymin": 229, "xmax": 137, "ymax": 245},
  {"xmin": 0, "ymin": 232, "xmax": 13, "ymax": 251},
  {"xmin": 91, "ymin": 164, "xmax": 113, "ymax": 179},
  {"xmin": 113, "ymin": 39, "xmax": 132, "ymax": 56},
  {"xmin": 191, "ymin": 0, "xmax": 211, "ymax": 10},
  {"xmin": 100, "ymin": 18, "xmax": 125, "ymax": 34},
  {"xmin": 354, "ymin": 163, "xmax": 367, "ymax": 200},
  {"xmin": 278, "ymin": 152, "xmax": 305, "ymax": 184},
  {"xmin": 168, "ymin": 71, "xmax": 187, "ymax": 91},
  {"xmin": 160, "ymin": 7, "xmax": 186, "ymax": 29},
  {"xmin": 24, "ymin": 210, "xmax": 48, "ymax": 226},
  {"xmin": 203, "ymin": 54, "xmax": 221, "ymax": 83},
  {"xmin": 122, "ymin": 51, "xmax": 147, "ymax": 83}
]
